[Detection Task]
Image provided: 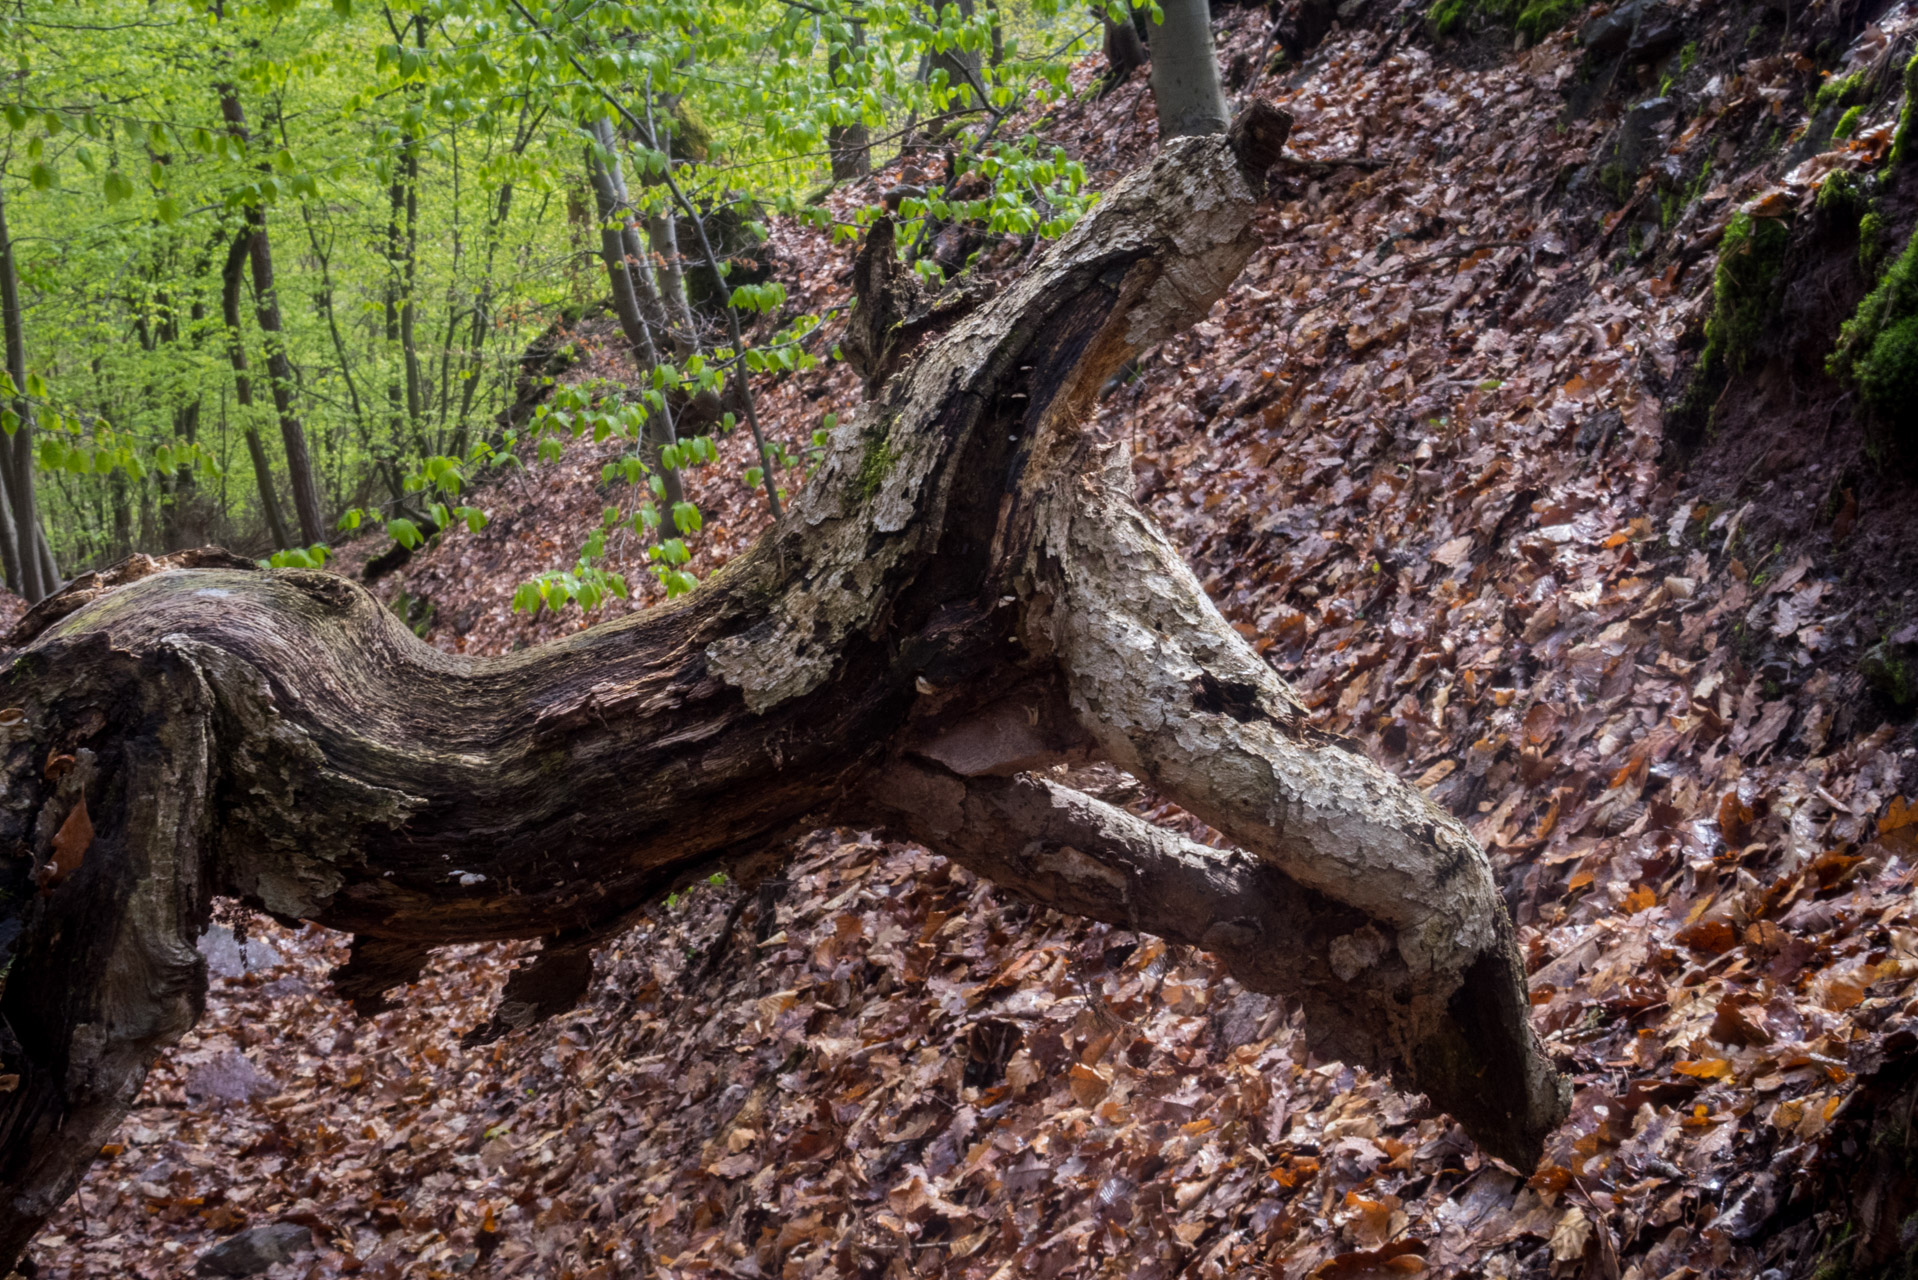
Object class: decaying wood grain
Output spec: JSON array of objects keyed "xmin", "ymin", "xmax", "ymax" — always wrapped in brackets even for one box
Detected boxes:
[{"xmin": 0, "ymin": 104, "xmax": 1564, "ymax": 1266}]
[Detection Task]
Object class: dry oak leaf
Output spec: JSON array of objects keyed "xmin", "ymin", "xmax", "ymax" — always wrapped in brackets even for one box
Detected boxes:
[
  {"xmin": 45, "ymin": 793, "xmax": 92, "ymax": 890},
  {"xmin": 1309, "ymin": 1239, "xmax": 1427, "ymax": 1279},
  {"xmin": 1548, "ymin": 1205, "xmax": 1594, "ymax": 1263}
]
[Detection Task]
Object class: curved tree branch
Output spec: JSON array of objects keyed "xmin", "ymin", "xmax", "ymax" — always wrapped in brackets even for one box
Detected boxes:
[{"xmin": 0, "ymin": 105, "xmax": 1562, "ymax": 1268}]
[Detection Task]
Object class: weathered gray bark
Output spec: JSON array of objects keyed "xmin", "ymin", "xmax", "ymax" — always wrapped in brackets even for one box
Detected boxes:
[
  {"xmin": 1148, "ymin": 0, "xmax": 1231, "ymax": 141},
  {"xmin": 0, "ymin": 108, "xmax": 1563, "ymax": 1270}
]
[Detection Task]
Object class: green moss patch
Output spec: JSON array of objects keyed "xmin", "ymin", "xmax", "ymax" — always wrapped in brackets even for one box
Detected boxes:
[
  {"xmin": 1428, "ymin": 0, "xmax": 1585, "ymax": 42},
  {"xmin": 1895, "ymin": 52, "xmax": 1918, "ymax": 166},
  {"xmin": 1701, "ymin": 211, "xmax": 1790, "ymax": 379},
  {"xmin": 1830, "ymin": 221, "xmax": 1918, "ymax": 457},
  {"xmin": 1814, "ymin": 69, "xmax": 1866, "ymax": 113},
  {"xmin": 1861, "ymin": 210, "xmax": 1887, "ymax": 274}
]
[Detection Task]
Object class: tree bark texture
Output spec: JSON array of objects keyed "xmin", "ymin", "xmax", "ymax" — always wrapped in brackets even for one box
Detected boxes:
[
  {"xmin": 219, "ymin": 230, "xmax": 295, "ymax": 552},
  {"xmin": 829, "ymin": 24, "xmax": 873, "ymax": 181},
  {"xmin": 0, "ymin": 107, "xmax": 1564, "ymax": 1269},
  {"xmin": 584, "ymin": 120, "xmax": 686, "ymax": 507},
  {"xmin": 1101, "ymin": 8, "xmax": 1148, "ymax": 91},
  {"xmin": 216, "ymin": 84, "xmax": 326, "ymax": 547},
  {"xmin": 1148, "ymin": 0, "xmax": 1231, "ymax": 141},
  {"xmin": 0, "ymin": 181, "xmax": 50, "ymax": 604}
]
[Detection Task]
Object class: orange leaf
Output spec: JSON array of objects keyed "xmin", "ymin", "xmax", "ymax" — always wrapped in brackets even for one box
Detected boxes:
[
  {"xmin": 1623, "ymin": 885, "xmax": 1657, "ymax": 913},
  {"xmin": 1718, "ymin": 791, "xmax": 1755, "ymax": 846},
  {"xmin": 1068, "ymin": 1062, "xmax": 1111, "ymax": 1107},
  {"xmin": 1675, "ymin": 1058, "xmax": 1732, "ymax": 1080},
  {"xmin": 1881, "ymin": 797, "xmax": 1918, "ymax": 835},
  {"xmin": 1528, "ymin": 1164, "xmax": 1573, "ymax": 1195},
  {"xmin": 1271, "ymin": 1155, "xmax": 1321, "ymax": 1189},
  {"xmin": 1821, "ymin": 972, "xmax": 1868, "ymax": 1012},
  {"xmin": 1567, "ymin": 870, "xmax": 1595, "ymax": 892},
  {"xmin": 1675, "ymin": 918, "xmax": 1738, "ymax": 955},
  {"xmin": 46, "ymin": 794, "xmax": 92, "ymax": 889}
]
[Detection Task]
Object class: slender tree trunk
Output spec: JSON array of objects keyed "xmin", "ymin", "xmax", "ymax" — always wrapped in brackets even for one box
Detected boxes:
[
  {"xmin": 215, "ymin": 86, "xmax": 324, "ymax": 545},
  {"xmin": 0, "ymin": 456, "xmax": 19, "ymax": 596},
  {"xmin": 588, "ymin": 119, "xmax": 678, "ymax": 348},
  {"xmin": 644, "ymin": 204, "xmax": 695, "ymax": 347},
  {"xmin": 32, "ymin": 522, "xmax": 54, "ymax": 593},
  {"xmin": 0, "ymin": 113, "xmax": 1564, "ymax": 1270},
  {"xmin": 242, "ymin": 217, "xmax": 325, "ymax": 546},
  {"xmin": 400, "ymin": 139, "xmax": 425, "ymax": 439},
  {"xmin": 1148, "ymin": 0, "xmax": 1230, "ymax": 140},
  {"xmin": 1100, "ymin": 6, "xmax": 1148, "ymax": 90},
  {"xmin": 928, "ymin": 0, "xmax": 986, "ymax": 108},
  {"xmin": 452, "ymin": 179, "xmax": 515, "ymax": 460},
  {"xmin": 585, "ymin": 122, "xmax": 684, "ymax": 506},
  {"xmin": 0, "ymin": 181, "xmax": 48, "ymax": 602},
  {"xmin": 829, "ymin": 22, "xmax": 872, "ymax": 181},
  {"xmin": 384, "ymin": 159, "xmax": 409, "ymax": 477},
  {"xmin": 298, "ymin": 205, "xmax": 370, "ymax": 450},
  {"xmin": 219, "ymin": 230, "xmax": 295, "ymax": 552}
]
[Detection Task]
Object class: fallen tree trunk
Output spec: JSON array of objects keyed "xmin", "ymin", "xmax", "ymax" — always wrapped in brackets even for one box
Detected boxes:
[{"xmin": 0, "ymin": 105, "xmax": 1564, "ymax": 1267}]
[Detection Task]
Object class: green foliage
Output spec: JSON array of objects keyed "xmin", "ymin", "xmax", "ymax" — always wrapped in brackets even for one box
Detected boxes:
[
  {"xmin": 1829, "ymin": 223, "xmax": 1918, "ymax": 457},
  {"xmin": 1833, "ymin": 104, "xmax": 1866, "ymax": 141},
  {"xmin": 1700, "ymin": 212, "xmax": 1790, "ymax": 379},
  {"xmin": 1, "ymin": 0, "xmax": 1109, "ymax": 589},
  {"xmin": 267, "ymin": 544, "xmax": 330, "ymax": 569}
]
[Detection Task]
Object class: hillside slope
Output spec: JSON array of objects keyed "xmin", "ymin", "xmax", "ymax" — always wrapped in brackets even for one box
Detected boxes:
[{"xmin": 31, "ymin": 2, "xmax": 1918, "ymax": 1278}]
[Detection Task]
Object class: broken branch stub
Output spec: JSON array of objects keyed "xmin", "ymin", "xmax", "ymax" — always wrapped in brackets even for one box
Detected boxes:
[{"xmin": 0, "ymin": 103, "xmax": 1562, "ymax": 1268}]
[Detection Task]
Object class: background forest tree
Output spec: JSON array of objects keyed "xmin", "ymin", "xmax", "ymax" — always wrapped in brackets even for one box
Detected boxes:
[{"xmin": 0, "ymin": 0, "xmax": 1147, "ymax": 606}]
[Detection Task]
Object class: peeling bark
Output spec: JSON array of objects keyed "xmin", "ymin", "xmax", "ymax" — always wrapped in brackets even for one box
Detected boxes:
[{"xmin": 0, "ymin": 105, "xmax": 1562, "ymax": 1268}]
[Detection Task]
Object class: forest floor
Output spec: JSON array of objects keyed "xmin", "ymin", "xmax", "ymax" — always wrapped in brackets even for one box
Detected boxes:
[{"xmin": 26, "ymin": 1, "xmax": 1918, "ymax": 1278}]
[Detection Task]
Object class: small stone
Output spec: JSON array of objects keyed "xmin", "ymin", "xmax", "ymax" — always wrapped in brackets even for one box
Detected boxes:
[
  {"xmin": 192, "ymin": 1223, "xmax": 311, "ymax": 1276},
  {"xmin": 184, "ymin": 1049, "xmax": 279, "ymax": 1103},
  {"xmin": 197, "ymin": 924, "xmax": 282, "ymax": 979}
]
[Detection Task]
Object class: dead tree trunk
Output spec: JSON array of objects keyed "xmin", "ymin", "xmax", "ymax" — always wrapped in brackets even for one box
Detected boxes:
[{"xmin": 0, "ymin": 107, "xmax": 1563, "ymax": 1269}]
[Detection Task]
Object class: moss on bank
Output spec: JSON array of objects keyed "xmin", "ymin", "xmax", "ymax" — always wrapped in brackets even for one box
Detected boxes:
[
  {"xmin": 1829, "ymin": 222, "xmax": 1918, "ymax": 458},
  {"xmin": 1701, "ymin": 212, "xmax": 1790, "ymax": 379},
  {"xmin": 1428, "ymin": 0, "xmax": 1584, "ymax": 43},
  {"xmin": 1895, "ymin": 51, "xmax": 1918, "ymax": 166}
]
